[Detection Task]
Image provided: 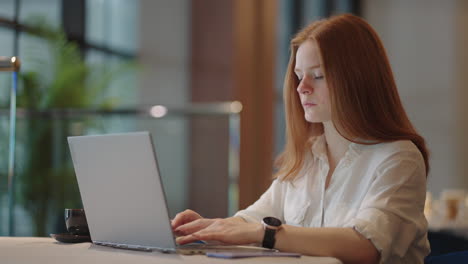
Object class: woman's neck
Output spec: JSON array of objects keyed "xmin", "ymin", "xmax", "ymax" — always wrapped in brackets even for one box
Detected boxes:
[{"xmin": 322, "ymin": 121, "xmax": 351, "ymax": 166}]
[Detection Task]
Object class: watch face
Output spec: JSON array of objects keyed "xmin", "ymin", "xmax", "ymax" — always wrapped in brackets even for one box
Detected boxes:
[{"xmin": 263, "ymin": 216, "xmax": 282, "ymax": 227}]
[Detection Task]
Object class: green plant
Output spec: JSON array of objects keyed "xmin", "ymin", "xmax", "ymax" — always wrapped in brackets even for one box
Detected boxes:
[{"xmin": 14, "ymin": 17, "xmax": 135, "ymax": 236}]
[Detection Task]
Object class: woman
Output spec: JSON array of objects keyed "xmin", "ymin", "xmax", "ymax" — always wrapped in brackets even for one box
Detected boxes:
[{"xmin": 172, "ymin": 14, "xmax": 430, "ymax": 264}]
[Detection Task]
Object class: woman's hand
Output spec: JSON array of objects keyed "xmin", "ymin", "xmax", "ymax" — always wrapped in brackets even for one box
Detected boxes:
[
  {"xmin": 172, "ymin": 209, "xmax": 203, "ymax": 229},
  {"xmin": 176, "ymin": 217, "xmax": 264, "ymax": 245},
  {"xmin": 171, "ymin": 209, "xmax": 211, "ymax": 235}
]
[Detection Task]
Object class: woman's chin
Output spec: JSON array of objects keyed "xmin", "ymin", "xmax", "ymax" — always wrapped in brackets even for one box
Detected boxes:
[{"xmin": 304, "ymin": 115, "xmax": 323, "ymax": 123}]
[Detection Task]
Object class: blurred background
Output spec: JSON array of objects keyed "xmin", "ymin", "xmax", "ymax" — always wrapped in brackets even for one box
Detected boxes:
[{"xmin": 0, "ymin": 0, "xmax": 467, "ymax": 243}]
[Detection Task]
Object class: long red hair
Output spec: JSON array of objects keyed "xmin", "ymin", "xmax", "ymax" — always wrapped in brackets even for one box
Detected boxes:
[{"xmin": 276, "ymin": 14, "xmax": 429, "ymax": 181}]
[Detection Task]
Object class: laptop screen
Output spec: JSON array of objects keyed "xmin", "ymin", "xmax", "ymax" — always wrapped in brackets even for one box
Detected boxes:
[{"xmin": 68, "ymin": 132, "xmax": 176, "ymax": 250}]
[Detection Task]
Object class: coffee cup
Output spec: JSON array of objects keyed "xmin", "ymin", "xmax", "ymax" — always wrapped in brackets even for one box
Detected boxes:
[
  {"xmin": 440, "ymin": 189, "xmax": 466, "ymax": 221},
  {"xmin": 65, "ymin": 208, "xmax": 90, "ymax": 236}
]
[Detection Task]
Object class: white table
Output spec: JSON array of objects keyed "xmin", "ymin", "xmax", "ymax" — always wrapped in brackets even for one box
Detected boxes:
[{"xmin": 1, "ymin": 237, "xmax": 342, "ymax": 264}]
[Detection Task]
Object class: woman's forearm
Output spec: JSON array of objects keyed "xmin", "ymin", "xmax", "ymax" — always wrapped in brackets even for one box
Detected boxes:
[{"xmin": 274, "ymin": 225, "xmax": 379, "ymax": 264}]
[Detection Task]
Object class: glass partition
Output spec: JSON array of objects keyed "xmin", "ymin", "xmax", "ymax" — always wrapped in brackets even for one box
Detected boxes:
[
  {"xmin": 0, "ymin": 77, "xmax": 9, "ymax": 235},
  {"xmin": 0, "ymin": 103, "xmax": 241, "ymax": 236},
  {"xmin": 0, "ymin": 57, "xmax": 20, "ymax": 236}
]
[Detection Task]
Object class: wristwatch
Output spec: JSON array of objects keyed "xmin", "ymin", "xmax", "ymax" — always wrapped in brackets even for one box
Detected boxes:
[{"xmin": 261, "ymin": 216, "xmax": 282, "ymax": 249}]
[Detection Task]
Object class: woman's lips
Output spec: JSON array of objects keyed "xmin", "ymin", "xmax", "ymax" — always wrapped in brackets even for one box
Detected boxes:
[{"xmin": 303, "ymin": 103, "xmax": 316, "ymax": 107}]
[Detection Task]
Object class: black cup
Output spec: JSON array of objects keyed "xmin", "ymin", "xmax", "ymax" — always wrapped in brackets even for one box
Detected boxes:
[{"xmin": 65, "ymin": 209, "xmax": 90, "ymax": 236}]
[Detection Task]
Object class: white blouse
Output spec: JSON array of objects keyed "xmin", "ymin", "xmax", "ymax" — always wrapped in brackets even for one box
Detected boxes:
[{"xmin": 234, "ymin": 135, "xmax": 430, "ymax": 264}]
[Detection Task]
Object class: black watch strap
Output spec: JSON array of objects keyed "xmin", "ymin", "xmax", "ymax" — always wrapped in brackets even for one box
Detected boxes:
[{"xmin": 262, "ymin": 227, "xmax": 277, "ymax": 249}]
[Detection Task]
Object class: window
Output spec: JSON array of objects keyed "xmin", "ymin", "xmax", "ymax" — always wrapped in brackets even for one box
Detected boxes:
[{"xmin": 0, "ymin": 0, "xmax": 138, "ymax": 236}]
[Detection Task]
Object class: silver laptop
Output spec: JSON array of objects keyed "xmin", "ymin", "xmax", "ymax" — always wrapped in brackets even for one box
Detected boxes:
[{"xmin": 68, "ymin": 131, "xmax": 273, "ymax": 254}]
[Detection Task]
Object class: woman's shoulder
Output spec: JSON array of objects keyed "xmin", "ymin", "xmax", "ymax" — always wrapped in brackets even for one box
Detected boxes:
[
  {"xmin": 355, "ymin": 140, "xmax": 426, "ymax": 178},
  {"xmin": 378, "ymin": 139, "xmax": 419, "ymax": 152},
  {"xmin": 358, "ymin": 139, "xmax": 424, "ymax": 164}
]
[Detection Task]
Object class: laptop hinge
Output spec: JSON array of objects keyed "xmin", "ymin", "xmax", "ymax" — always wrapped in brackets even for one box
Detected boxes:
[{"xmin": 93, "ymin": 240, "xmax": 175, "ymax": 253}]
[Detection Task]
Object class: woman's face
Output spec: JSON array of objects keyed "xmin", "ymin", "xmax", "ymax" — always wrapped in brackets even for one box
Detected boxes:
[{"xmin": 294, "ymin": 40, "xmax": 331, "ymax": 123}]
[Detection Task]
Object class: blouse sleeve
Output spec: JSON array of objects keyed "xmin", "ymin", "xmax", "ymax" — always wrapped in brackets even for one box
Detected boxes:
[
  {"xmin": 233, "ymin": 179, "xmax": 285, "ymax": 223},
  {"xmin": 343, "ymin": 150, "xmax": 430, "ymax": 263}
]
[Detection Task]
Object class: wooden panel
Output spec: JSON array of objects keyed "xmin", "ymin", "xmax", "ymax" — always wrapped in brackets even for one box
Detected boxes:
[
  {"xmin": 189, "ymin": 0, "xmax": 233, "ymax": 218},
  {"xmin": 190, "ymin": 0, "xmax": 277, "ymax": 215},
  {"xmin": 234, "ymin": 0, "xmax": 277, "ymax": 209}
]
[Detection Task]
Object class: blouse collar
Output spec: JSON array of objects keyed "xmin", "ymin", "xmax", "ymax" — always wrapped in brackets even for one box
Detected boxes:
[{"xmin": 311, "ymin": 134, "xmax": 363, "ymax": 168}]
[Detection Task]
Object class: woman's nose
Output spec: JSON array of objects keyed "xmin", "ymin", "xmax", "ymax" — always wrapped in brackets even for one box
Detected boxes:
[{"xmin": 297, "ymin": 77, "xmax": 313, "ymax": 94}]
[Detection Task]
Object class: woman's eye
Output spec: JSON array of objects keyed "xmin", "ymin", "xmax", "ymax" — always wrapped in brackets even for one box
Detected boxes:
[{"xmin": 313, "ymin": 75, "xmax": 324, "ymax": 80}]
